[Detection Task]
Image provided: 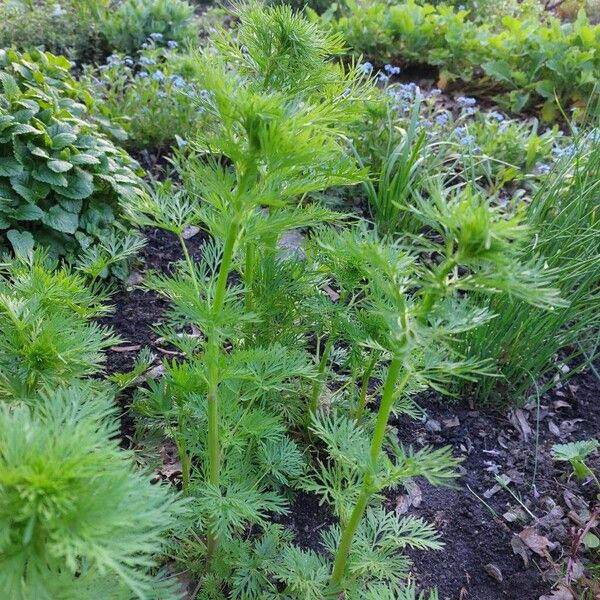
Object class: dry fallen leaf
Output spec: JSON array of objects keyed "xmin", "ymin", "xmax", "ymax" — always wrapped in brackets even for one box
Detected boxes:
[
  {"xmin": 539, "ymin": 586, "xmax": 574, "ymax": 600},
  {"xmin": 126, "ymin": 269, "xmax": 144, "ymax": 286},
  {"xmin": 508, "ymin": 408, "xmax": 532, "ymax": 442},
  {"xmin": 548, "ymin": 420, "xmax": 561, "ymax": 437},
  {"xmin": 182, "ymin": 225, "xmax": 200, "ymax": 239},
  {"xmin": 511, "ymin": 533, "xmax": 530, "ymax": 567},
  {"xmin": 443, "ymin": 416, "xmax": 460, "ymax": 428},
  {"xmin": 110, "ymin": 344, "xmax": 142, "ymax": 353},
  {"xmin": 425, "ymin": 419, "xmax": 441, "ymax": 433},
  {"xmin": 518, "ymin": 527, "xmax": 552, "ymax": 557},
  {"xmin": 395, "ymin": 482, "xmax": 422, "ymax": 514},
  {"xmin": 323, "ymin": 285, "xmax": 340, "ymax": 302}
]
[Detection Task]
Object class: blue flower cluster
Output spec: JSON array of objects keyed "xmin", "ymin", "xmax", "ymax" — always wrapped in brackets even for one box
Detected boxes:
[
  {"xmin": 435, "ymin": 113, "xmax": 449, "ymax": 126},
  {"xmin": 358, "ymin": 62, "xmax": 373, "ymax": 75},
  {"xmin": 387, "ymin": 82, "xmax": 420, "ymax": 113},
  {"xmin": 552, "ymin": 145, "xmax": 576, "ymax": 158}
]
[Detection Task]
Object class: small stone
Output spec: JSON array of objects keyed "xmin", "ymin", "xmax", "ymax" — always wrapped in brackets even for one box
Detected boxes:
[
  {"xmin": 425, "ymin": 419, "xmax": 442, "ymax": 433},
  {"xmin": 484, "ymin": 563, "xmax": 503, "ymax": 582}
]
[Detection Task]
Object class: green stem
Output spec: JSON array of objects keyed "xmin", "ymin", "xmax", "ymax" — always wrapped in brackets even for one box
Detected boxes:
[
  {"xmin": 354, "ymin": 351, "xmax": 378, "ymax": 421},
  {"xmin": 214, "ymin": 219, "xmax": 240, "ymax": 314},
  {"xmin": 309, "ymin": 334, "xmax": 335, "ymax": 415},
  {"xmin": 329, "ymin": 358, "xmax": 410, "ymax": 590},
  {"xmin": 205, "ymin": 217, "xmax": 240, "ymax": 566},
  {"xmin": 370, "ymin": 358, "xmax": 405, "ymax": 463},
  {"xmin": 329, "ymin": 476, "xmax": 372, "ymax": 587},
  {"xmin": 244, "ymin": 242, "xmax": 256, "ymax": 314},
  {"xmin": 178, "ymin": 234, "xmax": 201, "ymax": 297}
]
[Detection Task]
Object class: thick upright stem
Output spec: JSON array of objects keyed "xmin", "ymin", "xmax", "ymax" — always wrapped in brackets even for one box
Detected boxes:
[
  {"xmin": 205, "ymin": 217, "xmax": 240, "ymax": 565},
  {"xmin": 329, "ymin": 358, "xmax": 410, "ymax": 590},
  {"xmin": 329, "ymin": 476, "xmax": 372, "ymax": 587},
  {"xmin": 369, "ymin": 358, "xmax": 404, "ymax": 463}
]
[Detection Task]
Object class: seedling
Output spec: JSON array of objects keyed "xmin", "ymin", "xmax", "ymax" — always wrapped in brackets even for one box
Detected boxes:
[{"xmin": 552, "ymin": 439, "xmax": 600, "ymax": 493}]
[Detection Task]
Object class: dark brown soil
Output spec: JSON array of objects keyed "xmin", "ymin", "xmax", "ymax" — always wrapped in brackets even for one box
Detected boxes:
[
  {"xmin": 100, "ymin": 227, "xmax": 205, "ymax": 373},
  {"xmin": 392, "ymin": 372, "xmax": 600, "ymax": 600},
  {"xmin": 103, "ymin": 227, "xmax": 600, "ymax": 600}
]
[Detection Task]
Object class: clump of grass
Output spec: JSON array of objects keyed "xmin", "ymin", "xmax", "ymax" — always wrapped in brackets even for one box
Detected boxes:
[{"xmin": 458, "ymin": 138, "xmax": 600, "ymax": 404}]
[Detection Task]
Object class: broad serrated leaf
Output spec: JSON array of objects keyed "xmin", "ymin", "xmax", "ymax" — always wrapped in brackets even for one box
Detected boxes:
[
  {"xmin": 6, "ymin": 229, "xmax": 34, "ymax": 260},
  {"xmin": 0, "ymin": 156, "xmax": 23, "ymax": 177},
  {"xmin": 32, "ymin": 164, "xmax": 68, "ymax": 187},
  {"xmin": 13, "ymin": 202, "xmax": 44, "ymax": 221},
  {"xmin": 47, "ymin": 159, "xmax": 73, "ymax": 173},
  {"xmin": 0, "ymin": 72, "xmax": 20, "ymax": 99},
  {"xmin": 51, "ymin": 132, "xmax": 77, "ymax": 150},
  {"xmin": 69, "ymin": 153, "xmax": 100, "ymax": 166},
  {"xmin": 54, "ymin": 169, "xmax": 94, "ymax": 200},
  {"xmin": 42, "ymin": 204, "xmax": 79, "ymax": 233}
]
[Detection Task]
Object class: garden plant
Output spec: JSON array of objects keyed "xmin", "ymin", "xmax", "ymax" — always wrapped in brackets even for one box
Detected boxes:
[{"xmin": 0, "ymin": 1, "xmax": 598, "ymax": 599}]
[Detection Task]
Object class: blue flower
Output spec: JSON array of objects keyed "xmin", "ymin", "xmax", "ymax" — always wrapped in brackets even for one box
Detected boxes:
[
  {"xmin": 454, "ymin": 126, "xmax": 467, "ymax": 136},
  {"xmin": 419, "ymin": 119, "xmax": 433, "ymax": 129},
  {"xmin": 430, "ymin": 88, "xmax": 442, "ymax": 97},
  {"xmin": 398, "ymin": 82, "xmax": 418, "ymax": 100},
  {"xmin": 536, "ymin": 163, "xmax": 551, "ymax": 174},
  {"xmin": 489, "ymin": 110, "xmax": 504, "ymax": 122},
  {"xmin": 138, "ymin": 71, "xmax": 149, "ymax": 79},
  {"xmin": 124, "ymin": 58, "xmax": 134, "ymax": 67},
  {"xmin": 378, "ymin": 73, "xmax": 390, "ymax": 83},
  {"xmin": 167, "ymin": 40, "xmax": 178, "ymax": 49},
  {"xmin": 358, "ymin": 62, "xmax": 373, "ymax": 74},
  {"xmin": 457, "ymin": 96, "xmax": 477, "ymax": 107},
  {"xmin": 436, "ymin": 113, "xmax": 449, "ymax": 126},
  {"xmin": 157, "ymin": 91, "xmax": 167, "ymax": 98},
  {"xmin": 175, "ymin": 135, "xmax": 188, "ymax": 148},
  {"xmin": 459, "ymin": 135, "xmax": 475, "ymax": 146},
  {"xmin": 170, "ymin": 75, "xmax": 186, "ymax": 88},
  {"xmin": 139, "ymin": 56, "xmax": 156, "ymax": 66},
  {"xmin": 552, "ymin": 144, "xmax": 576, "ymax": 157},
  {"xmin": 149, "ymin": 32, "xmax": 164, "ymax": 42},
  {"xmin": 384, "ymin": 64, "xmax": 401, "ymax": 75},
  {"xmin": 587, "ymin": 130, "xmax": 600, "ymax": 144},
  {"xmin": 152, "ymin": 70, "xmax": 165, "ymax": 82},
  {"xmin": 107, "ymin": 54, "xmax": 121, "ymax": 65}
]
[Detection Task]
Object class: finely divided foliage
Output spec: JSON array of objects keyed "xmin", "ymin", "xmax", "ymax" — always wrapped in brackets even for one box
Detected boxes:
[
  {"xmin": 125, "ymin": 4, "xmax": 566, "ymax": 598},
  {"xmin": 0, "ymin": 1, "xmax": 598, "ymax": 599}
]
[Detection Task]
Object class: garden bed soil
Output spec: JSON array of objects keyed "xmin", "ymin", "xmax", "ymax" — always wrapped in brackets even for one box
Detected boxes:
[{"xmin": 102, "ymin": 227, "xmax": 600, "ymax": 600}]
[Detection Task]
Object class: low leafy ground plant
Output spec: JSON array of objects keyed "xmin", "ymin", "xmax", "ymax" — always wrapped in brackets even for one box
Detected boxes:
[
  {"xmin": 0, "ymin": 0, "xmax": 109, "ymax": 63},
  {"xmin": 101, "ymin": 0, "xmax": 199, "ymax": 55},
  {"xmin": 325, "ymin": 0, "xmax": 600, "ymax": 117},
  {"xmin": 350, "ymin": 79, "xmax": 563, "ymax": 234},
  {"xmin": 0, "ymin": 48, "xmax": 144, "ymax": 275},
  {"xmin": 85, "ymin": 44, "xmax": 206, "ymax": 152},
  {"xmin": 0, "ymin": 252, "xmax": 185, "ymax": 599}
]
